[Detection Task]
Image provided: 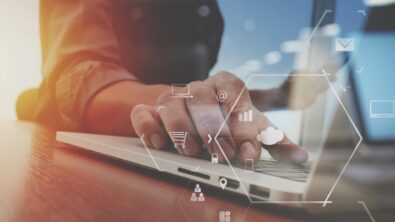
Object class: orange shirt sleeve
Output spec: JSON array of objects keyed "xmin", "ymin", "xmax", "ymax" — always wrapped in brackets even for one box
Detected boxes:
[{"xmin": 39, "ymin": 0, "xmax": 135, "ymax": 129}]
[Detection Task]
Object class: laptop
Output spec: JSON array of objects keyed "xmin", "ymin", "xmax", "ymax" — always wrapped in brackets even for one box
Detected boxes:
[
  {"xmin": 55, "ymin": 65, "xmax": 357, "ymax": 214},
  {"xmin": 56, "ymin": 34, "xmax": 365, "ymax": 216},
  {"xmin": 57, "ymin": 0, "xmax": 393, "ymax": 214}
]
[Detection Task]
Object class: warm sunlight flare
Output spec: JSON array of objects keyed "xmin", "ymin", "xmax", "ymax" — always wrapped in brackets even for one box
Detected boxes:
[
  {"xmin": 0, "ymin": 0, "xmax": 41, "ymax": 120},
  {"xmin": 0, "ymin": 0, "xmax": 394, "ymax": 221}
]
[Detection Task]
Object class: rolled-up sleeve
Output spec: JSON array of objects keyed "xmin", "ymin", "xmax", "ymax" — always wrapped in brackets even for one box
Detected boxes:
[{"xmin": 39, "ymin": 0, "xmax": 135, "ymax": 129}]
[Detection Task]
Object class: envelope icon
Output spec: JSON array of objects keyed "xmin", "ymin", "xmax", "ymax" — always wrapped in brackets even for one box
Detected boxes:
[{"xmin": 335, "ymin": 38, "xmax": 355, "ymax": 52}]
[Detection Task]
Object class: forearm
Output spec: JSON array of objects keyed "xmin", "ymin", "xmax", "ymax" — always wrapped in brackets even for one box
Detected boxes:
[
  {"xmin": 84, "ymin": 81, "xmax": 288, "ymax": 136},
  {"xmin": 84, "ymin": 80, "xmax": 170, "ymax": 136}
]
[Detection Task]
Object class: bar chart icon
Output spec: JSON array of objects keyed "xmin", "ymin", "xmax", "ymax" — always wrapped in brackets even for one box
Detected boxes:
[{"xmin": 238, "ymin": 109, "xmax": 253, "ymax": 122}]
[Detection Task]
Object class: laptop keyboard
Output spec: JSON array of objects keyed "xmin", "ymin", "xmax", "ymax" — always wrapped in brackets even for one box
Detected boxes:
[
  {"xmin": 250, "ymin": 159, "xmax": 312, "ymax": 182},
  {"xmin": 201, "ymin": 152, "xmax": 312, "ymax": 182},
  {"xmin": 228, "ymin": 159, "xmax": 312, "ymax": 182}
]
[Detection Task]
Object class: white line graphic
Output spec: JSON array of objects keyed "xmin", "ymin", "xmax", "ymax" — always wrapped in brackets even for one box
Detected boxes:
[
  {"xmin": 140, "ymin": 134, "xmax": 163, "ymax": 171},
  {"xmin": 321, "ymin": 70, "xmax": 363, "ymax": 207},
  {"xmin": 358, "ymin": 201, "xmax": 376, "ymax": 222}
]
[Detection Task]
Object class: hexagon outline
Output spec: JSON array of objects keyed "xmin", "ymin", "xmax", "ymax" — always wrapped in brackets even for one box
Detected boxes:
[
  {"xmin": 138, "ymin": 72, "xmax": 363, "ymax": 206},
  {"xmin": 139, "ymin": 6, "xmax": 367, "ymax": 208},
  {"xmin": 306, "ymin": 9, "xmax": 332, "ymax": 47},
  {"xmin": 306, "ymin": 9, "xmax": 366, "ymax": 47},
  {"xmin": 213, "ymin": 72, "xmax": 363, "ymax": 206},
  {"xmin": 177, "ymin": 180, "xmax": 193, "ymax": 222}
]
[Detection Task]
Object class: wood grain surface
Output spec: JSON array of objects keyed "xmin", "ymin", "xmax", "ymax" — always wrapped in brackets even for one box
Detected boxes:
[{"xmin": 0, "ymin": 121, "xmax": 392, "ymax": 222}]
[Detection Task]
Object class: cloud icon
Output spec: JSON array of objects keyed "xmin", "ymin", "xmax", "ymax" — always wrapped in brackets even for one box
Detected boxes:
[{"xmin": 257, "ymin": 127, "xmax": 284, "ymax": 146}]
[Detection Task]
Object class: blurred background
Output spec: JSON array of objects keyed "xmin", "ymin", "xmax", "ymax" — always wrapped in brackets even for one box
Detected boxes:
[
  {"xmin": 0, "ymin": 0, "xmax": 365, "ymax": 120},
  {"xmin": 0, "ymin": 0, "xmax": 41, "ymax": 120}
]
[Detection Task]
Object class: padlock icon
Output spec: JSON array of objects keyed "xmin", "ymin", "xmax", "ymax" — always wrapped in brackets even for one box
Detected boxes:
[{"xmin": 211, "ymin": 153, "xmax": 218, "ymax": 164}]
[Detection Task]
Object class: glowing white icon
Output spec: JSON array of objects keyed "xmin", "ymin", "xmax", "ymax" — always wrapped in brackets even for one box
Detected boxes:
[
  {"xmin": 172, "ymin": 84, "xmax": 193, "ymax": 98},
  {"xmin": 257, "ymin": 127, "xmax": 284, "ymax": 146},
  {"xmin": 335, "ymin": 38, "xmax": 355, "ymax": 52},
  {"xmin": 207, "ymin": 134, "xmax": 213, "ymax": 144},
  {"xmin": 238, "ymin": 109, "xmax": 253, "ymax": 122},
  {"xmin": 369, "ymin": 100, "xmax": 395, "ymax": 119},
  {"xmin": 169, "ymin": 132, "xmax": 188, "ymax": 149},
  {"xmin": 211, "ymin": 153, "xmax": 218, "ymax": 164},
  {"xmin": 219, "ymin": 178, "xmax": 227, "ymax": 190},
  {"xmin": 216, "ymin": 90, "xmax": 228, "ymax": 102},
  {"xmin": 245, "ymin": 159, "xmax": 254, "ymax": 173},
  {"xmin": 191, "ymin": 184, "xmax": 205, "ymax": 202},
  {"xmin": 194, "ymin": 184, "xmax": 201, "ymax": 193},
  {"xmin": 197, "ymin": 193, "xmax": 205, "ymax": 201},
  {"xmin": 219, "ymin": 210, "xmax": 231, "ymax": 222}
]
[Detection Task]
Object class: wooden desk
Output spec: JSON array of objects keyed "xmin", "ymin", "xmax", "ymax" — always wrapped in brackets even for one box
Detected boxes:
[{"xmin": 0, "ymin": 121, "xmax": 392, "ymax": 222}]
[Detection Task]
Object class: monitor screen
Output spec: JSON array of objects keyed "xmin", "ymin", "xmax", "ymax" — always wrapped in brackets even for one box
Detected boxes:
[
  {"xmin": 370, "ymin": 100, "xmax": 395, "ymax": 118},
  {"xmin": 330, "ymin": 0, "xmax": 395, "ymax": 142},
  {"xmin": 351, "ymin": 33, "xmax": 395, "ymax": 142}
]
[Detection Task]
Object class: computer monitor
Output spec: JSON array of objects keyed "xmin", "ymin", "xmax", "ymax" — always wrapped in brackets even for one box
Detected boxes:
[
  {"xmin": 351, "ymin": 33, "xmax": 395, "ymax": 143},
  {"xmin": 317, "ymin": 0, "xmax": 395, "ymax": 143}
]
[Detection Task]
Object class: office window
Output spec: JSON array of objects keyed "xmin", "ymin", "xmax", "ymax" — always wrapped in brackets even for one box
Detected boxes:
[{"xmin": 212, "ymin": 0, "xmax": 313, "ymax": 78}]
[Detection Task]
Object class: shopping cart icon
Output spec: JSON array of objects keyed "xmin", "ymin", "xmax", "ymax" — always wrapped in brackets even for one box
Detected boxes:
[{"xmin": 169, "ymin": 132, "xmax": 188, "ymax": 149}]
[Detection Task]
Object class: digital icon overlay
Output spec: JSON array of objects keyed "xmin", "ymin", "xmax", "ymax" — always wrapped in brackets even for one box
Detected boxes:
[
  {"xmin": 335, "ymin": 38, "xmax": 355, "ymax": 52},
  {"xmin": 191, "ymin": 184, "xmax": 205, "ymax": 202},
  {"xmin": 216, "ymin": 90, "xmax": 228, "ymax": 102},
  {"xmin": 219, "ymin": 210, "xmax": 231, "ymax": 222},
  {"xmin": 238, "ymin": 109, "xmax": 253, "ymax": 122},
  {"xmin": 219, "ymin": 178, "xmax": 227, "ymax": 190},
  {"xmin": 369, "ymin": 100, "xmax": 395, "ymax": 119},
  {"xmin": 245, "ymin": 159, "xmax": 254, "ymax": 173},
  {"xmin": 211, "ymin": 153, "xmax": 218, "ymax": 164},
  {"xmin": 257, "ymin": 127, "xmax": 285, "ymax": 146},
  {"xmin": 207, "ymin": 134, "xmax": 213, "ymax": 144},
  {"xmin": 171, "ymin": 84, "xmax": 193, "ymax": 98},
  {"xmin": 169, "ymin": 132, "xmax": 188, "ymax": 149}
]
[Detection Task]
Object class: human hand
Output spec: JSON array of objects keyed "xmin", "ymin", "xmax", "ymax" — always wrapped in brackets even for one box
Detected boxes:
[{"xmin": 131, "ymin": 72, "xmax": 308, "ymax": 164}]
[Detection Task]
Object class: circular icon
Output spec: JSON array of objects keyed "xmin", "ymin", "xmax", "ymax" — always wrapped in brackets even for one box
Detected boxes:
[{"xmin": 217, "ymin": 90, "xmax": 228, "ymax": 102}]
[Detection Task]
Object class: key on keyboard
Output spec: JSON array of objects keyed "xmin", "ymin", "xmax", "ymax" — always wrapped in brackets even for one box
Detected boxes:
[{"xmin": 242, "ymin": 159, "xmax": 312, "ymax": 182}]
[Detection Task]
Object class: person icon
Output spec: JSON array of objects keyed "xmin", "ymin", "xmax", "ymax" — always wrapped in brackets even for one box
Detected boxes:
[
  {"xmin": 190, "ymin": 192, "xmax": 197, "ymax": 202},
  {"xmin": 224, "ymin": 211, "xmax": 231, "ymax": 222},
  {"xmin": 194, "ymin": 184, "xmax": 201, "ymax": 193},
  {"xmin": 198, "ymin": 193, "xmax": 205, "ymax": 202}
]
